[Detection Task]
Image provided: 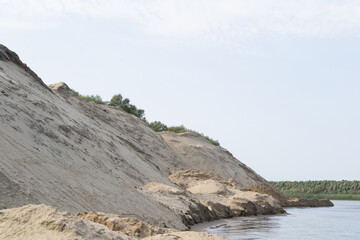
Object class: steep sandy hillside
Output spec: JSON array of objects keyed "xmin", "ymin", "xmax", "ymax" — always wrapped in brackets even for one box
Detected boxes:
[
  {"xmin": 0, "ymin": 44, "xmax": 288, "ymax": 234},
  {"xmin": 0, "ymin": 44, "xmax": 186, "ymax": 229},
  {"xmin": 160, "ymin": 131, "xmax": 272, "ymax": 188}
]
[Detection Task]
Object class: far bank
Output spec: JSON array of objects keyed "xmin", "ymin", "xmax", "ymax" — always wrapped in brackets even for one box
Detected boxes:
[{"xmin": 270, "ymin": 180, "xmax": 360, "ymax": 200}]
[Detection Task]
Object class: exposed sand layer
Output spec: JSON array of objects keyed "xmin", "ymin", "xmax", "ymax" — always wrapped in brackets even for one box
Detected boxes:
[
  {"xmin": 160, "ymin": 131, "xmax": 270, "ymax": 189},
  {"xmin": 75, "ymin": 211, "xmax": 175, "ymax": 238},
  {"xmin": 0, "ymin": 205, "xmax": 227, "ymax": 240},
  {"xmin": 187, "ymin": 179, "xmax": 229, "ymax": 195},
  {"xmin": 0, "ymin": 205, "xmax": 132, "ymax": 240},
  {"xmin": 242, "ymin": 185, "xmax": 289, "ymax": 206},
  {"xmin": 141, "ymin": 170, "xmax": 285, "ymax": 227}
]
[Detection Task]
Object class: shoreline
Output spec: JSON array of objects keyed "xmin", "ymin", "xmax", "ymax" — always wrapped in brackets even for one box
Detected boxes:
[
  {"xmin": 192, "ymin": 199, "xmax": 338, "ymax": 234},
  {"xmin": 190, "ymin": 201, "xmax": 360, "ymax": 240},
  {"xmin": 190, "ymin": 198, "xmax": 336, "ymax": 233},
  {"xmin": 191, "ymin": 212, "xmax": 290, "ymax": 232}
]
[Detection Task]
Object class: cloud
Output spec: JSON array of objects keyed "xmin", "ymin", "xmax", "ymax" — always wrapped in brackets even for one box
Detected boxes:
[{"xmin": 1, "ymin": 0, "xmax": 360, "ymax": 48}]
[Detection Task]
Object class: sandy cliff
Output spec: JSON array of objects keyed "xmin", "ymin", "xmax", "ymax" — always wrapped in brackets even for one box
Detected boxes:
[
  {"xmin": 0, "ymin": 44, "xmax": 330, "ymax": 239},
  {"xmin": 0, "ymin": 45, "xmax": 188, "ymax": 230}
]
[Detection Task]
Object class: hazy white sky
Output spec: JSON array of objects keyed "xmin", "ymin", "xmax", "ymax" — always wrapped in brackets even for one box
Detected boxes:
[{"xmin": 1, "ymin": 0, "xmax": 360, "ymax": 180}]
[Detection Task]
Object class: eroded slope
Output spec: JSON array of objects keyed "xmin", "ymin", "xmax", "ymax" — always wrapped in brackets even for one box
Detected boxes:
[
  {"xmin": 0, "ymin": 44, "xmax": 290, "ymax": 233},
  {"xmin": 0, "ymin": 45, "xmax": 186, "ymax": 229}
]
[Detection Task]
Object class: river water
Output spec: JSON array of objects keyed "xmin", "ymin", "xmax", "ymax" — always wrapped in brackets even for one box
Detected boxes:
[{"xmin": 194, "ymin": 201, "xmax": 360, "ymax": 239}]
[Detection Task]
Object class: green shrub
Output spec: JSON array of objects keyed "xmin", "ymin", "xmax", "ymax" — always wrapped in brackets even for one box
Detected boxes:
[
  {"xmin": 167, "ymin": 125, "xmax": 188, "ymax": 133},
  {"xmin": 149, "ymin": 121, "xmax": 168, "ymax": 132},
  {"xmin": 203, "ymin": 135, "xmax": 220, "ymax": 146},
  {"xmin": 109, "ymin": 94, "xmax": 145, "ymax": 118},
  {"xmin": 79, "ymin": 94, "xmax": 106, "ymax": 105},
  {"xmin": 109, "ymin": 94, "xmax": 123, "ymax": 106},
  {"xmin": 71, "ymin": 89, "xmax": 106, "ymax": 104},
  {"xmin": 71, "ymin": 89, "xmax": 80, "ymax": 96}
]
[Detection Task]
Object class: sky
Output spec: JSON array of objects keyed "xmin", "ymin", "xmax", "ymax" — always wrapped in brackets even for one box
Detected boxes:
[{"xmin": 1, "ymin": 0, "xmax": 360, "ymax": 181}]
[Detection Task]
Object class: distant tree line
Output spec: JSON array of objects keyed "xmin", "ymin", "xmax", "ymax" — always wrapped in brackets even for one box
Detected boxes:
[
  {"xmin": 72, "ymin": 89, "xmax": 220, "ymax": 146},
  {"xmin": 270, "ymin": 180, "xmax": 360, "ymax": 200}
]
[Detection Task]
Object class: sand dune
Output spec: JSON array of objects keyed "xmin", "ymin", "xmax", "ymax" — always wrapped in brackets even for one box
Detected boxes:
[{"xmin": 0, "ymin": 44, "xmax": 319, "ymax": 239}]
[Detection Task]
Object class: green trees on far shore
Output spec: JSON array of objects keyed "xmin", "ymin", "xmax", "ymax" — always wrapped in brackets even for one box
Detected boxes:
[
  {"xmin": 71, "ymin": 89, "xmax": 220, "ymax": 146},
  {"xmin": 270, "ymin": 180, "xmax": 360, "ymax": 200}
]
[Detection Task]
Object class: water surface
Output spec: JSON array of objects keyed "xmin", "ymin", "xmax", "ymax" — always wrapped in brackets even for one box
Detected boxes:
[{"xmin": 197, "ymin": 201, "xmax": 360, "ymax": 239}]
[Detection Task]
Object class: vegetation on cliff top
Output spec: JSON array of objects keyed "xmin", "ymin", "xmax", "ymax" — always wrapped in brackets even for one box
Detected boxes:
[
  {"xmin": 72, "ymin": 90, "xmax": 220, "ymax": 146},
  {"xmin": 270, "ymin": 180, "xmax": 360, "ymax": 200}
]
